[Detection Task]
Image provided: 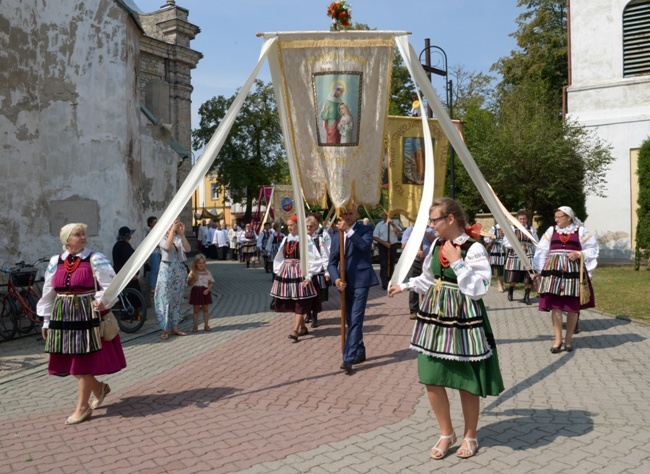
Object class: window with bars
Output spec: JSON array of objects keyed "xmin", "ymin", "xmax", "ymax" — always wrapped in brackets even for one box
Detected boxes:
[
  {"xmin": 623, "ymin": 0, "xmax": 650, "ymax": 77},
  {"xmin": 211, "ymin": 183, "xmax": 220, "ymax": 200}
]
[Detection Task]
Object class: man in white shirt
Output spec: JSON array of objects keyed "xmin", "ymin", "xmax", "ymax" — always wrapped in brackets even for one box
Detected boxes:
[
  {"xmin": 205, "ymin": 222, "xmax": 217, "ymax": 259},
  {"xmin": 217, "ymin": 224, "xmax": 230, "ymax": 260},
  {"xmin": 373, "ymin": 212, "xmax": 401, "ymax": 290}
]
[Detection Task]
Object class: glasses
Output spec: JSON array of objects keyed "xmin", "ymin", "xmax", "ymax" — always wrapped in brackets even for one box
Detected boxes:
[{"xmin": 429, "ymin": 215, "xmax": 448, "ymax": 225}]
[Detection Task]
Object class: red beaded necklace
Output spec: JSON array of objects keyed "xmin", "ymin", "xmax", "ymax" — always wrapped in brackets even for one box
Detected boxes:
[
  {"xmin": 64, "ymin": 256, "xmax": 81, "ymax": 274},
  {"xmin": 285, "ymin": 239, "xmax": 298, "ymax": 256}
]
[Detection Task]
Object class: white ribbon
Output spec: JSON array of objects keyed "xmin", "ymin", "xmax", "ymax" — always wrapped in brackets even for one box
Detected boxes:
[
  {"xmin": 390, "ymin": 35, "xmax": 436, "ymax": 288},
  {"xmin": 101, "ymin": 36, "xmax": 278, "ymax": 304},
  {"xmin": 391, "ymin": 38, "xmax": 533, "ymax": 282}
]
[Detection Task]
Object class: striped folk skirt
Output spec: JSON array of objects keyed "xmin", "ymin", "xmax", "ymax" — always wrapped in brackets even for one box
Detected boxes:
[
  {"xmin": 504, "ymin": 241, "xmax": 535, "ymax": 284},
  {"xmin": 538, "ymin": 252, "xmax": 595, "ymax": 312},
  {"xmin": 411, "ymin": 281, "xmax": 503, "ymax": 397},
  {"xmin": 488, "ymin": 239, "xmax": 506, "ymax": 267},
  {"xmin": 271, "ymin": 259, "xmax": 321, "ymax": 314},
  {"xmin": 46, "ymin": 292, "xmax": 126, "ymax": 376}
]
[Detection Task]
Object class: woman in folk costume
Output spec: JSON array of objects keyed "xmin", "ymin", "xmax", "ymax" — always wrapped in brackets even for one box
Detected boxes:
[
  {"xmin": 265, "ymin": 222, "xmax": 285, "ymax": 280},
  {"xmin": 270, "ymin": 215, "xmax": 323, "ymax": 342},
  {"xmin": 304, "ymin": 215, "xmax": 331, "ymax": 329},
  {"xmin": 503, "ymin": 209, "xmax": 539, "ymax": 305},
  {"xmin": 533, "ymin": 206, "xmax": 598, "ymax": 354},
  {"xmin": 484, "ymin": 222, "xmax": 506, "ymax": 292},
  {"xmin": 240, "ymin": 223, "xmax": 257, "ymax": 268},
  {"xmin": 388, "ymin": 198, "xmax": 504, "ymax": 460},
  {"xmin": 37, "ymin": 223, "xmax": 126, "ymax": 425}
]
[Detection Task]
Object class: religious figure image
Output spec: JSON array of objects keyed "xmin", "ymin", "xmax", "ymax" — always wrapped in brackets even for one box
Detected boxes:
[
  {"xmin": 403, "ymin": 137, "xmax": 434, "ymax": 185},
  {"xmin": 337, "ymin": 102, "xmax": 355, "ymax": 144},
  {"xmin": 281, "ymin": 196, "xmax": 294, "ymax": 213},
  {"xmin": 313, "ymin": 72, "xmax": 361, "ymax": 146}
]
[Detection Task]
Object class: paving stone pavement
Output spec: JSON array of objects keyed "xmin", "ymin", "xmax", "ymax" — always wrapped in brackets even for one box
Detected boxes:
[{"xmin": 1, "ymin": 259, "xmax": 649, "ymax": 473}]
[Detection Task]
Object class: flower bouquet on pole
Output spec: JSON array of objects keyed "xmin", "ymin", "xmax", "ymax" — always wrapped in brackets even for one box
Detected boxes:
[{"xmin": 327, "ymin": 1, "xmax": 352, "ymax": 30}]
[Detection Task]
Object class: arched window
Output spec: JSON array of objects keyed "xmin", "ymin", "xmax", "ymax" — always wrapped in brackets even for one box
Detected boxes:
[{"xmin": 623, "ymin": 0, "xmax": 650, "ymax": 77}]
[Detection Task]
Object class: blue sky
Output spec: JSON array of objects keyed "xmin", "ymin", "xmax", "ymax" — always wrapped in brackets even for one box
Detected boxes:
[{"xmin": 135, "ymin": 0, "xmax": 523, "ymax": 130}]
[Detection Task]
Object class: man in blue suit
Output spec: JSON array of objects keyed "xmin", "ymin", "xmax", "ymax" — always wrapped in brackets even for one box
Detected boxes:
[{"xmin": 328, "ymin": 205, "xmax": 379, "ymax": 373}]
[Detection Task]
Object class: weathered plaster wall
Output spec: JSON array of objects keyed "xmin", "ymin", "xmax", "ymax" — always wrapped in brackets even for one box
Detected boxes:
[
  {"xmin": 0, "ymin": 0, "xmax": 178, "ymax": 263},
  {"xmin": 567, "ymin": 0, "xmax": 650, "ymax": 260}
]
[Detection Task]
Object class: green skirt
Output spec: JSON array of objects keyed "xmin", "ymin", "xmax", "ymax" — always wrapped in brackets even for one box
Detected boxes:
[{"xmin": 417, "ymin": 312, "xmax": 504, "ymax": 398}]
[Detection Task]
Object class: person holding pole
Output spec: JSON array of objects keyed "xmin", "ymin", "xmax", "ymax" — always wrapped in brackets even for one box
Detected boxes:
[
  {"xmin": 328, "ymin": 205, "xmax": 379, "ymax": 373},
  {"xmin": 388, "ymin": 198, "xmax": 504, "ymax": 459}
]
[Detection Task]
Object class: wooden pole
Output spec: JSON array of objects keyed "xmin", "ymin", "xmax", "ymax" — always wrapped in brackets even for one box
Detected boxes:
[{"xmin": 339, "ymin": 212, "xmax": 346, "ymax": 354}]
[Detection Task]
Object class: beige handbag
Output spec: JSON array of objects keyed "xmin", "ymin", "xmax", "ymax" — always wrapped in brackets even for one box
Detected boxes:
[
  {"xmin": 579, "ymin": 252, "xmax": 591, "ymax": 305},
  {"xmin": 92, "ymin": 260, "xmax": 120, "ymax": 341}
]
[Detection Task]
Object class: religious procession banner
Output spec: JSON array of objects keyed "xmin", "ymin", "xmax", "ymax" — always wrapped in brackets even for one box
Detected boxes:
[
  {"xmin": 272, "ymin": 184, "xmax": 296, "ymax": 220},
  {"xmin": 385, "ymin": 116, "xmax": 450, "ymax": 222},
  {"xmin": 265, "ymin": 31, "xmax": 395, "ymax": 209}
]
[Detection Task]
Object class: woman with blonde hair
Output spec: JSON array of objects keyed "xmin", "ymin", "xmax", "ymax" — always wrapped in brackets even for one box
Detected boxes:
[
  {"xmin": 37, "ymin": 223, "xmax": 126, "ymax": 425},
  {"xmin": 389, "ymin": 198, "xmax": 504, "ymax": 459},
  {"xmin": 155, "ymin": 217, "xmax": 191, "ymax": 340}
]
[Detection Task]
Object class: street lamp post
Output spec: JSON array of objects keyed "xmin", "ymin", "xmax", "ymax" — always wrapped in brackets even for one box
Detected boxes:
[{"xmin": 418, "ymin": 38, "xmax": 455, "ymax": 199}]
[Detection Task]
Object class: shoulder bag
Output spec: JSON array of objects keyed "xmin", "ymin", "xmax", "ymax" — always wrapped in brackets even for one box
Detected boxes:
[
  {"xmin": 92, "ymin": 258, "xmax": 120, "ymax": 341},
  {"xmin": 579, "ymin": 252, "xmax": 591, "ymax": 306}
]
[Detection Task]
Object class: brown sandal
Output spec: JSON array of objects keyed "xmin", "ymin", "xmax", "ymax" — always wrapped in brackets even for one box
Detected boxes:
[
  {"xmin": 161, "ymin": 331, "xmax": 169, "ymax": 340},
  {"xmin": 171, "ymin": 329, "xmax": 187, "ymax": 336},
  {"xmin": 204, "ymin": 325, "xmax": 212, "ymax": 332}
]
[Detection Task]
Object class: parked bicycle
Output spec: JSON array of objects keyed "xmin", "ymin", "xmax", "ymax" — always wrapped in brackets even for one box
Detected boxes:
[
  {"xmin": 0, "ymin": 259, "xmax": 48, "ymax": 340},
  {"xmin": 112, "ymin": 287, "xmax": 147, "ymax": 333},
  {"xmin": 1, "ymin": 259, "xmax": 147, "ymax": 340}
]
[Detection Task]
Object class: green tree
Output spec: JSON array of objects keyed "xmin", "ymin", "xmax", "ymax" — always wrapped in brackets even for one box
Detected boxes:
[
  {"xmin": 192, "ymin": 80, "xmax": 288, "ymax": 223},
  {"xmin": 492, "ymin": 0, "xmax": 568, "ymax": 105},
  {"xmin": 389, "ymin": 51, "xmax": 416, "ymax": 116},
  {"xmin": 635, "ymin": 137, "xmax": 650, "ymax": 270},
  {"xmin": 459, "ymin": 80, "xmax": 613, "ymax": 232}
]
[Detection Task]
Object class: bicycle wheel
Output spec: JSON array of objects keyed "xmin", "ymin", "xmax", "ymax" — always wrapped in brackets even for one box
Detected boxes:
[
  {"xmin": 0, "ymin": 296, "xmax": 19, "ymax": 341},
  {"xmin": 113, "ymin": 288, "xmax": 147, "ymax": 333},
  {"xmin": 16, "ymin": 291, "xmax": 40, "ymax": 335}
]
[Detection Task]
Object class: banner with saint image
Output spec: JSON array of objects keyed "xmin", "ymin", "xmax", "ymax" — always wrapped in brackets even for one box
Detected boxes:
[
  {"xmin": 272, "ymin": 184, "xmax": 296, "ymax": 220},
  {"xmin": 385, "ymin": 116, "xmax": 451, "ymax": 222},
  {"xmin": 267, "ymin": 31, "xmax": 394, "ymax": 209}
]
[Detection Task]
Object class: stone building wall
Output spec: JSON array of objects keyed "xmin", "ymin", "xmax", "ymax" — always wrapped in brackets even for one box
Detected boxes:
[{"xmin": 0, "ymin": 0, "xmax": 188, "ymax": 263}]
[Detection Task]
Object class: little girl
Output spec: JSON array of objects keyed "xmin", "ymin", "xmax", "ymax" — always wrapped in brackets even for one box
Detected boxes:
[{"xmin": 187, "ymin": 254, "xmax": 214, "ymax": 332}]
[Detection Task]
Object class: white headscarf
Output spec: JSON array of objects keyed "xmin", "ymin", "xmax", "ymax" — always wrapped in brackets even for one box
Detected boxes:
[{"xmin": 555, "ymin": 206, "xmax": 583, "ymax": 227}]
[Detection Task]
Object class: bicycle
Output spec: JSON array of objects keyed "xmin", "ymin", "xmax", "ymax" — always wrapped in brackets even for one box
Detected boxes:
[
  {"xmin": 112, "ymin": 287, "xmax": 147, "ymax": 333},
  {"xmin": 0, "ymin": 259, "xmax": 48, "ymax": 340}
]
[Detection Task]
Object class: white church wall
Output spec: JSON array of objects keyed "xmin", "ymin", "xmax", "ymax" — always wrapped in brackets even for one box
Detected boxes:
[{"xmin": 567, "ymin": 0, "xmax": 650, "ymax": 260}]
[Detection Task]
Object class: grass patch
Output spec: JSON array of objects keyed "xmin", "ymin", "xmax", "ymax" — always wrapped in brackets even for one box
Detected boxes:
[{"xmin": 591, "ymin": 265, "xmax": 650, "ymax": 323}]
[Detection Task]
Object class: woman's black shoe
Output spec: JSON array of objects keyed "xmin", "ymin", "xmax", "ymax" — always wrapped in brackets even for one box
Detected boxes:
[
  {"xmin": 564, "ymin": 344, "xmax": 573, "ymax": 352},
  {"xmin": 523, "ymin": 289, "xmax": 531, "ymax": 305},
  {"xmin": 550, "ymin": 345, "xmax": 562, "ymax": 354},
  {"xmin": 507, "ymin": 286, "xmax": 514, "ymax": 301},
  {"xmin": 305, "ymin": 313, "xmax": 313, "ymax": 324},
  {"xmin": 311, "ymin": 314, "xmax": 319, "ymax": 328}
]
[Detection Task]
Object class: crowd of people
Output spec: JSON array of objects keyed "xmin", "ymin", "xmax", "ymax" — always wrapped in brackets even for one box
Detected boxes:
[{"xmin": 36, "ymin": 201, "xmax": 598, "ymax": 463}]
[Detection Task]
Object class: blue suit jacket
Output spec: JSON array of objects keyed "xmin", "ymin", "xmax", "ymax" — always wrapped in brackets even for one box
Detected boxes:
[{"xmin": 328, "ymin": 224, "xmax": 379, "ymax": 289}]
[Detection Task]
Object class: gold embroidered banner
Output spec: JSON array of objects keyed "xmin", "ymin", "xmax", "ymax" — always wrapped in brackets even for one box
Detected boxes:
[
  {"xmin": 272, "ymin": 184, "xmax": 297, "ymax": 220},
  {"xmin": 385, "ymin": 116, "xmax": 450, "ymax": 222},
  {"xmin": 267, "ymin": 31, "xmax": 395, "ymax": 209}
]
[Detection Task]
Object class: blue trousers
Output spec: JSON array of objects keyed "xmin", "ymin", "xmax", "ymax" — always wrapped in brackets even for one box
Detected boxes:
[{"xmin": 343, "ymin": 286, "xmax": 370, "ymax": 363}]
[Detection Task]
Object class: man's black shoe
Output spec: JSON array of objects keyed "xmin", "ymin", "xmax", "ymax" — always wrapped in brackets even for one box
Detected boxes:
[
  {"xmin": 352, "ymin": 354, "xmax": 366, "ymax": 364},
  {"xmin": 340, "ymin": 361, "xmax": 352, "ymax": 373}
]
